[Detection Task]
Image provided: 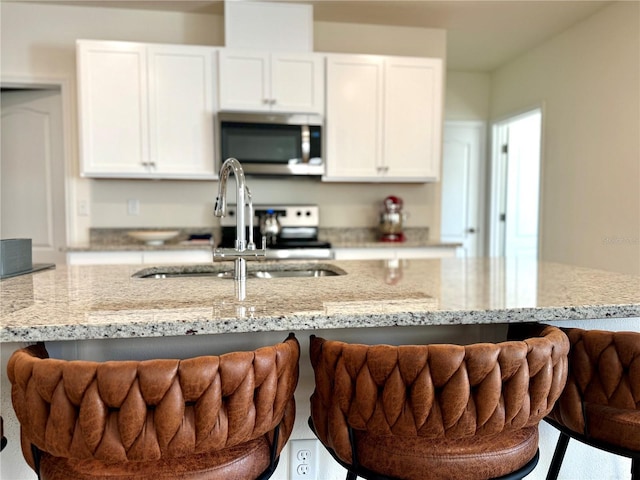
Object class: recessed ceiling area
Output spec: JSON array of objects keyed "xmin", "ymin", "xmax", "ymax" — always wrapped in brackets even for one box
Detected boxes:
[{"xmin": 4, "ymin": 0, "xmax": 612, "ymax": 71}]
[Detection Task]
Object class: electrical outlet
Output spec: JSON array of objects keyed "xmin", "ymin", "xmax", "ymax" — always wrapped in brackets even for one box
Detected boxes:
[
  {"xmin": 290, "ymin": 439, "xmax": 318, "ymax": 480},
  {"xmin": 297, "ymin": 449, "xmax": 311, "ymax": 462},
  {"xmin": 127, "ymin": 199, "xmax": 140, "ymax": 216},
  {"xmin": 78, "ymin": 200, "xmax": 90, "ymax": 217}
]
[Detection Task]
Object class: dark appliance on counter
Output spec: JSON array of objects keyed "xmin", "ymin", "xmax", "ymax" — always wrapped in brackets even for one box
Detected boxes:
[
  {"xmin": 218, "ymin": 204, "xmax": 332, "ymax": 260},
  {"xmin": 0, "ymin": 238, "xmax": 55, "ymax": 279},
  {"xmin": 218, "ymin": 113, "xmax": 323, "ymax": 176}
]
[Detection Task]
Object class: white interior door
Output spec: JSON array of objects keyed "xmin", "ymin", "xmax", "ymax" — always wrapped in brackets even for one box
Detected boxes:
[
  {"xmin": 505, "ymin": 111, "xmax": 541, "ymax": 257},
  {"xmin": 441, "ymin": 121, "xmax": 486, "ymax": 257},
  {"xmin": 1, "ymin": 88, "xmax": 67, "ymax": 264},
  {"xmin": 503, "ymin": 110, "xmax": 542, "ymax": 257},
  {"xmin": 490, "ymin": 109, "xmax": 542, "ymax": 258}
]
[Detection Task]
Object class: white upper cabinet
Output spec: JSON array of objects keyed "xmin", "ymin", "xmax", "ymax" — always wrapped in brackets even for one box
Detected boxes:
[
  {"xmin": 78, "ymin": 41, "xmax": 149, "ymax": 176},
  {"xmin": 383, "ymin": 57, "xmax": 442, "ymax": 180},
  {"xmin": 325, "ymin": 55, "xmax": 384, "ymax": 178},
  {"xmin": 77, "ymin": 40, "xmax": 217, "ymax": 179},
  {"xmin": 218, "ymin": 49, "xmax": 324, "ymax": 114},
  {"xmin": 324, "ymin": 54, "xmax": 443, "ymax": 182},
  {"xmin": 146, "ymin": 45, "xmax": 216, "ymax": 177}
]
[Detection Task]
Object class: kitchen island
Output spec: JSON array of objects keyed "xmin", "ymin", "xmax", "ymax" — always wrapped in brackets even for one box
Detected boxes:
[
  {"xmin": 2, "ymin": 257, "xmax": 639, "ymax": 342},
  {"xmin": 2, "ymin": 258, "xmax": 639, "ymax": 480}
]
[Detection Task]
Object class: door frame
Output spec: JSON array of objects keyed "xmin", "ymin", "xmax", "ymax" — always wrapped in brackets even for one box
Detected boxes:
[
  {"xmin": 1, "ymin": 74, "xmax": 81, "ymax": 250},
  {"xmin": 489, "ymin": 103, "xmax": 545, "ymax": 258}
]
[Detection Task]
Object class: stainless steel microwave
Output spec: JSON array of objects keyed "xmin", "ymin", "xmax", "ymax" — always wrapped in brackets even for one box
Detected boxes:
[{"xmin": 218, "ymin": 113, "xmax": 323, "ymax": 176}]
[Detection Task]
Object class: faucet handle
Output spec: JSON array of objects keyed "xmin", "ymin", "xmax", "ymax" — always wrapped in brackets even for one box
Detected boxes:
[{"xmin": 246, "ymin": 236, "xmax": 260, "ymax": 251}]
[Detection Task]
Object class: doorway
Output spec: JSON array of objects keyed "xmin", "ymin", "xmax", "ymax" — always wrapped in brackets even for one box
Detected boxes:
[
  {"xmin": 1, "ymin": 87, "xmax": 67, "ymax": 264},
  {"xmin": 489, "ymin": 108, "xmax": 542, "ymax": 258}
]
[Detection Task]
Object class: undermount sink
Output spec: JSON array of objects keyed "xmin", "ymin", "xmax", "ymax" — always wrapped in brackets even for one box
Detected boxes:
[{"xmin": 132, "ymin": 263, "xmax": 346, "ymax": 279}]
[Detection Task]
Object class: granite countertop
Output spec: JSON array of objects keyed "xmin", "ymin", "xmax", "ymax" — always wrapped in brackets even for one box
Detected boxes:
[{"xmin": 2, "ymin": 258, "xmax": 639, "ymax": 343}]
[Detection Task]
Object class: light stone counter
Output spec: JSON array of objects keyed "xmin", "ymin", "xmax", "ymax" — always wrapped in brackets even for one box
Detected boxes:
[
  {"xmin": 2, "ymin": 258, "xmax": 639, "ymax": 480},
  {"xmin": 2, "ymin": 258, "xmax": 639, "ymax": 343}
]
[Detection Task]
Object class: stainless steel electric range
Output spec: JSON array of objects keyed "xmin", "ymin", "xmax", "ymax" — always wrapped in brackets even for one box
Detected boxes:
[{"xmin": 218, "ymin": 204, "xmax": 333, "ymax": 260}]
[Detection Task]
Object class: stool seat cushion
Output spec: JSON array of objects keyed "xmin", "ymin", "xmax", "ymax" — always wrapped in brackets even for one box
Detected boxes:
[
  {"xmin": 355, "ymin": 426, "xmax": 539, "ymax": 480},
  {"xmin": 37, "ymin": 436, "xmax": 270, "ymax": 480},
  {"xmin": 583, "ymin": 403, "xmax": 640, "ymax": 452}
]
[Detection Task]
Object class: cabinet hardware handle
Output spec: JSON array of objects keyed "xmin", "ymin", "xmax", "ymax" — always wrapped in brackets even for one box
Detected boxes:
[{"xmin": 467, "ymin": 228, "xmax": 476, "ymax": 234}]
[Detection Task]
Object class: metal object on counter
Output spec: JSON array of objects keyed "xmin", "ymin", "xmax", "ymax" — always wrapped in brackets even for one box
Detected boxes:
[
  {"xmin": 379, "ymin": 195, "xmax": 406, "ymax": 242},
  {"xmin": 212, "ymin": 158, "xmax": 266, "ymax": 295},
  {"xmin": 259, "ymin": 209, "xmax": 281, "ymax": 246}
]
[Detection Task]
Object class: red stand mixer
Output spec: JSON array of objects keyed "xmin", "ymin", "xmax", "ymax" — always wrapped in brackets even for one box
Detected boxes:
[{"xmin": 379, "ymin": 195, "xmax": 406, "ymax": 242}]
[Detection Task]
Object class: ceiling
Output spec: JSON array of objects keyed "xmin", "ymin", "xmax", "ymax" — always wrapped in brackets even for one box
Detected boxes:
[{"xmin": 11, "ymin": 0, "xmax": 612, "ymax": 71}]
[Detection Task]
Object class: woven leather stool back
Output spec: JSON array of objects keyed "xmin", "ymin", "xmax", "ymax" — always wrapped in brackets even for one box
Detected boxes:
[
  {"xmin": 8, "ymin": 333, "xmax": 300, "ymax": 480},
  {"xmin": 310, "ymin": 325, "xmax": 569, "ymax": 480},
  {"xmin": 545, "ymin": 328, "xmax": 640, "ymax": 480}
]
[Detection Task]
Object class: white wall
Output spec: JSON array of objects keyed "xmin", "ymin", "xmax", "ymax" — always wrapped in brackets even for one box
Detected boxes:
[
  {"xmin": 490, "ymin": 1, "xmax": 640, "ymax": 275},
  {"xmin": 445, "ymin": 71, "xmax": 491, "ymax": 121},
  {"xmin": 0, "ymin": 2, "xmax": 447, "ymax": 244},
  {"xmin": 4, "ymin": 1, "xmax": 637, "ymax": 273},
  {"xmin": 0, "ymin": 2, "xmax": 225, "ymax": 245}
]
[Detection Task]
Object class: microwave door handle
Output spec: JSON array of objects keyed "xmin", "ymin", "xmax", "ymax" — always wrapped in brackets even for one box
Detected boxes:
[{"xmin": 301, "ymin": 125, "xmax": 310, "ymax": 164}]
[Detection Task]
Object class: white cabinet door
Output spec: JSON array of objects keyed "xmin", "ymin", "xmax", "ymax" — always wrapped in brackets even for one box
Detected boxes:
[
  {"xmin": 324, "ymin": 54, "xmax": 443, "ymax": 183},
  {"xmin": 67, "ymin": 249, "xmax": 213, "ymax": 265},
  {"xmin": 147, "ymin": 45, "xmax": 216, "ymax": 178},
  {"xmin": 332, "ymin": 248, "xmax": 395, "ymax": 260},
  {"xmin": 384, "ymin": 57, "xmax": 442, "ymax": 181},
  {"xmin": 78, "ymin": 40, "xmax": 149, "ymax": 176},
  {"xmin": 66, "ymin": 251, "xmax": 144, "ymax": 265},
  {"xmin": 219, "ymin": 50, "xmax": 324, "ymax": 114},
  {"xmin": 142, "ymin": 250, "xmax": 213, "ymax": 264},
  {"xmin": 218, "ymin": 50, "xmax": 270, "ymax": 112},
  {"xmin": 332, "ymin": 247, "xmax": 459, "ymax": 260},
  {"xmin": 271, "ymin": 53, "xmax": 324, "ymax": 114},
  {"xmin": 78, "ymin": 40, "xmax": 217, "ymax": 179},
  {"xmin": 325, "ymin": 55, "xmax": 383, "ymax": 179}
]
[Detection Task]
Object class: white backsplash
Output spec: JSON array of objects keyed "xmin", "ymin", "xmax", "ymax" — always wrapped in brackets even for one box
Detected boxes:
[{"xmin": 90, "ymin": 177, "xmax": 441, "ymax": 235}]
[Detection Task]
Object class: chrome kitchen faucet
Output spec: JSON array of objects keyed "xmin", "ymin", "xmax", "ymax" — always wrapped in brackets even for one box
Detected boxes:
[{"xmin": 213, "ymin": 158, "xmax": 266, "ymax": 294}]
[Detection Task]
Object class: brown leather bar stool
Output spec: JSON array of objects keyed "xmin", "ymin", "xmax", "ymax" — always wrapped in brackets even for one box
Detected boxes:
[
  {"xmin": 309, "ymin": 325, "xmax": 570, "ymax": 480},
  {"xmin": 7, "ymin": 333, "xmax": 299, "ymax": 480},
  {"xmin": 544, "ymin": 328, "xmax": 640, "ymax": 480},
  {"xmin": 1, "ymin": 416, "xmax": 6, "ymax": 452}
]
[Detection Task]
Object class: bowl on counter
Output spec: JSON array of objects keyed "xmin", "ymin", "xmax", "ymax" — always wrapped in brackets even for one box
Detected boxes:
[{"xmin": 127, "ymin": 230, "xmax": 180, "ymax": 246}]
